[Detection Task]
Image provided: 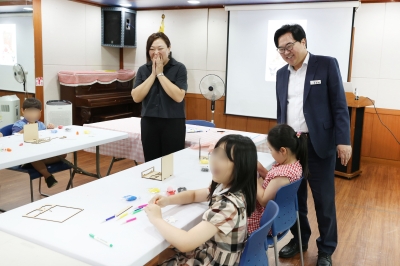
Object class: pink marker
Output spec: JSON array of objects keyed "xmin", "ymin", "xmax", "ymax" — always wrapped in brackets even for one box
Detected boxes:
[
  {"xmin": 138, "ymin": 204, "xmax": 148, "ymax": 209},
  {"xmin": 122, "ymin": 217, "xmax": 137, "ymax": 224}
]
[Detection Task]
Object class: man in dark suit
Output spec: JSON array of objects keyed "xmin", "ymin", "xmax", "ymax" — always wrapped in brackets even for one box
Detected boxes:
[{"xmin": 273, "ymin": 24, "xmax": 351, "ymax": 266}]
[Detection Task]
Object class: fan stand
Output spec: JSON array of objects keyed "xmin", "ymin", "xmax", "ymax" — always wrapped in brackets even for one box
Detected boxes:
[
  {"xmin": 210, "ymin": 92, "xmax": 216, "ymax": 124},
  {"xmin": 22, "ymin": 68, "xmax": 27, "ymax": 99},
  {"xmin": 211, "ymin": 100, "xmax": 215, "ymax": 124},
  {"xmin": 23, "ymin": 81, "xmax": 27, "ymax": 100}
]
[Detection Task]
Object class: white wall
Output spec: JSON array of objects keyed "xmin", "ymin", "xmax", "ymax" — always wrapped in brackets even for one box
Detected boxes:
[
  {"xmin": 39, "ymin": 2, "xmax": 400, "ymax": 111},
  {"xmin": 41, "ymin": 0, "xmax": 119, "ymax": 108},
  {"xmin": 123, "ymin": 8, "xmax": 228, "ymax": 94},
  {"xmin": 352, "ymin": 2, "xmax": 400, "ymax": 110},
  {"xmin": 123, "ymin": 5, "xmax": 400, "ymax": 110},
  {"xmin": 40, "ymin": 4, "xmax": 228, "ymax": 119},
  {"xmin": 0, "ymin": 14, "xmax": 34, "ymax": 93}
]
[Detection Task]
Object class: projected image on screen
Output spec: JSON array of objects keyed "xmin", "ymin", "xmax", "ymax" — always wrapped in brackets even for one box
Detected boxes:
[
  {"xmin": 265, "ymin": 20, "xmax": 307, "ymax": 81},
  {"xmin": 0, "ymin": 24, "xmax": 17, "ymax": 66}
]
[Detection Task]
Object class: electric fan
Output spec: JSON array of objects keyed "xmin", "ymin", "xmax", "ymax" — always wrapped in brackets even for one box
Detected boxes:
[
  {"xmin": 199, "ymin": 74, "xmax": 225, "ymax": 123},
  {"xmin": 13, "ymin": 63, "xmax": 27, "ymax": 99}
]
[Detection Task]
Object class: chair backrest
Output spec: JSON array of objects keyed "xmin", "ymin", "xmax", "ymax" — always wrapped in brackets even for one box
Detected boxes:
[
  {"xmin": 186, "ymin": 120, "xmax": 216, "ymax": 128},
  {"xmin": 0, "ymin": 124, "xmax": 13, "ymax": 136},
  {"xmin": 239, "ymin": 200, "xmax": 279, "ymax": 266},
  {"xmin": 260, "ymin": 177, "xmax": 303, "ymax": 236}
]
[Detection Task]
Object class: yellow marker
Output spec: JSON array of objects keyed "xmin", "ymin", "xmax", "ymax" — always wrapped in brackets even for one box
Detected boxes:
[
  {"xmin": 84, "ymin": 130, "xmax": 90, "ymax": 134},
  {"xmin": 118, "ymin": 212, "xmax": 128, "ymax": 220}
]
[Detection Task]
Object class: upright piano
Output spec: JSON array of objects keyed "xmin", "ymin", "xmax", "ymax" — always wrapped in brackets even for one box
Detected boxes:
[{"xmin": 58, "ymin": 70, "xmax": 141, "ymax": 125}]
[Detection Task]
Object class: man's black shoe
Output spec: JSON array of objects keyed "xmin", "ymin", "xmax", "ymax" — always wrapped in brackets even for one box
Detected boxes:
[
  {"xmin": 278, "ymin": 238, "xmax": 308, "ymax": 258},
  {"xmin": 316, "ymin": 252, "xmax": 332, "ymax": 266}
]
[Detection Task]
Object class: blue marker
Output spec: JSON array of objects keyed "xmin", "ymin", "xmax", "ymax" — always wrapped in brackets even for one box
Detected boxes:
[{"xmin": 103, "ymin": 215, "xmax": 115, "ymax": 222}]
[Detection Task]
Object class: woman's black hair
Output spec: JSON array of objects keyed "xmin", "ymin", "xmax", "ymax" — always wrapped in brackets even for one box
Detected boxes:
[
  {"xmin": 267, "ymin": 124, "xmax": 310, "ymax": 178},
  {"xmin": 208, "ymin": 134, "xmax": 257, "ymax": 217},
  {"xmin": 274, "ymin": 24, "xmax": 307, "ymax": 48}
]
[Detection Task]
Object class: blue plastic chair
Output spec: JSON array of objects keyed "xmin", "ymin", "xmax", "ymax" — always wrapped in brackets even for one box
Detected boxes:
[
  {"xmin": 239, "ymin": 201, "xmax": 279, "ymax": 266},
  {"xmin": 186, "ymin": 120, "xmax": 215, "ymax": 128},
  {"xmin": 0, "ymin": 124, "xmax": 12, "ymax": 136},
  {"xmin": 0, "ymin": 124, "xmax": 73, "ymax": 202},
  {"xmin": 260, "ymin": 178, "xmax": 304, "ymax": 266}
]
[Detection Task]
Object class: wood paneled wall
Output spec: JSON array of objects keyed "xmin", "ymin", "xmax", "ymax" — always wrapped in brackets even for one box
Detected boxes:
[
  {"xmin": 185, "ymin": 93, "xmax": 277, "ymax": 134},
  {"xmin": 185, "ymin": 93, "xmax": 400, "ymax": 161},
  {"xmin": 33, "ymin": 0, "xmax": 44, "ymax": 122},
  {"xmin": 361, "ymin": 108, "xmax": 400, "ymax": 161}
]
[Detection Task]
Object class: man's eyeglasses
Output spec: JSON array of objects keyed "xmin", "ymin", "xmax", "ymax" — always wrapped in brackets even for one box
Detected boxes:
[{"xmin": 277, "ymin": 41, "xmax": 298, "ymax": 54}]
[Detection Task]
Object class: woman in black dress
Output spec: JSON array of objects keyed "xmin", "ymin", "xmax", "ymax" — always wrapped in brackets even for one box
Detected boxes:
[{"xmin": 132, "ymin": 32, "xmax": 188, "ymax": 162}]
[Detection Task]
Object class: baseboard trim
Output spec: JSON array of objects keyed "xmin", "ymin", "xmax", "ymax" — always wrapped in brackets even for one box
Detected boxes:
[{"xmin": 361, "ymin": 156, "xmax": 400, "ymax": 167}]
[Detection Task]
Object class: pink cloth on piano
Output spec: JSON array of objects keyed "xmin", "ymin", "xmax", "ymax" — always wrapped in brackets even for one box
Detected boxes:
[{"xmin": 58, "ymin": 69, "xmax": 136, "ymax": 86}]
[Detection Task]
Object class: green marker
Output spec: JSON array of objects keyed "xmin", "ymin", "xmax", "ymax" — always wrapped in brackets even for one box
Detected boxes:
[
  {"xmin": 89, "ymin": 233, "xmax": 113, "ymax": 247},
  {"xmin": 132, "ymin": 208, "xmax": 143, "ymax": 215}
]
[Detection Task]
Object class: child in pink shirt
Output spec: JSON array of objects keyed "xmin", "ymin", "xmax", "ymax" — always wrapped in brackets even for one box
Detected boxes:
[{"xmin": 248, "ymin": 124, "xmax": 309, "ymax": 234}]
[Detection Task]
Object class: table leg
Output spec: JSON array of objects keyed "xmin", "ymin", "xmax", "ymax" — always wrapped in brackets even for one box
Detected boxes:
[
  {"xmin": 59, "ymin": 153, "xmax": 99, "ymax": 179},
  {"xmin": 106, "ymin": 157, "xmax": 126, "ymax": 176},
  {"xmin": 66, "ymin": 169, "xmax": 75, "ymax": 190},
  {"xmin": 66, "ymin": 156, "xmax": 77, "ymax": 189},
  {"xmin": 96, "ymin": 146, "xmax": 102, "ymax": 178},
  {"xmin": 106, "ymin": 157, "xmax": 116, "ymax": 176}
]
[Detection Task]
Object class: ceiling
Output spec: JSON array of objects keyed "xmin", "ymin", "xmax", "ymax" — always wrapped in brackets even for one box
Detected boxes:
[
  {"xmin": 0, "ymin": 5, "xmax": 32, "ymax": 13},
  {"xmin": 0, "ymin": 0, "xmax": 32, "ymax": 13},
  {"xmin": 0, "ymin": 0, "xmax": 395, "ymax": 13},
  {"xmin": 72, "ymin": 0, "xmax": 357, "ymax": 9}
]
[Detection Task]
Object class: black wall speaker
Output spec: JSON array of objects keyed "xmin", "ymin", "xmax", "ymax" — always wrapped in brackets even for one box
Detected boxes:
[{"xmin": 101, "ymin": 7, "xmax": 136, "ymax": 48}]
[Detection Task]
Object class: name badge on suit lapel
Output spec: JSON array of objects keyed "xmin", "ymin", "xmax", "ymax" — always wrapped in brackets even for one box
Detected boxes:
[{"xmin": 310, "ymin": 80, "xmax": 321, "ymax": 85}]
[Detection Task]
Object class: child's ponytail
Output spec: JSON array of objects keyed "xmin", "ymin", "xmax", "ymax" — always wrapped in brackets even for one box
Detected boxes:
[{"xmin": 267, "ymin": 124, "xmax": 309, "ymax": 179}]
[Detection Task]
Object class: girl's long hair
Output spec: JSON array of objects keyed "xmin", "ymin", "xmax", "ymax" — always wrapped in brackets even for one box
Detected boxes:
[{"xmin": 208, "ymin": 134, "xmax": 257, "ymax": 217}]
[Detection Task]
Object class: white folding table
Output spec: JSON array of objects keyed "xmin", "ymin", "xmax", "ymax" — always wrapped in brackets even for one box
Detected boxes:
[
  {"xmin": 0, "ymin": 148, "xmax": 274, "ymax": 266},
  {"xmin": 0, "ymin": 126, "xmax": 128, "ymax": 211},
  {"xmin": 0, "ymin": 230, "xmax": 90, "ymax": 266}
]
